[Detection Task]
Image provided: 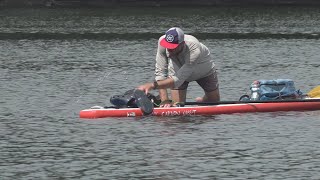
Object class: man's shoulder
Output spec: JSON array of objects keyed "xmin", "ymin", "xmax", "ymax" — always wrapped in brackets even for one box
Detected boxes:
[
  {"xmin": 158, "ymin": 35, "xmax": 165, "ymax": 42},
  {"xmin": 156, "ymin": 35, "xmax": 167, "ymax": 55},
  {"xmin": 184, "ymin": 34, "xmax": 199, "ymax": 44},
  {"xmin": 184, "ymin": 34, "xmax": 197, "ymax": 40}
]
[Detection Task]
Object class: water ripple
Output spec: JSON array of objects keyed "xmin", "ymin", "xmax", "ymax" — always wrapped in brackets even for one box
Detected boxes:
[{"xmin": 1, "ymin": 32, "xmax": 320, "ymax": 40}]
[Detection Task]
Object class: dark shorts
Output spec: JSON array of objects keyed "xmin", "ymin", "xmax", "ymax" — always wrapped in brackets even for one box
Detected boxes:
[{"xmin": 172, "ymin": 71, "xmax": 219, "ymax": 92}]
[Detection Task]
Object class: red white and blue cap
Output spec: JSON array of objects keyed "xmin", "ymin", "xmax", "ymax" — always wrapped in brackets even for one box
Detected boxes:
[{"xmin": 160, "ymin": 27, "xmax": 185, "ymax": 49}]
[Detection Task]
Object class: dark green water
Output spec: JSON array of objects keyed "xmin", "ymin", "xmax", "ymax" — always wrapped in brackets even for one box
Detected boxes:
[{"xmin": 1, "ymin": 7, "xmax": 320, "ymax": 179}]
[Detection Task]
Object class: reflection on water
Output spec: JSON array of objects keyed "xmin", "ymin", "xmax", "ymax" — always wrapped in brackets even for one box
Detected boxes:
[{"xmin": 1, "ymin": 7, "xmax": 320, "ymax": 179}]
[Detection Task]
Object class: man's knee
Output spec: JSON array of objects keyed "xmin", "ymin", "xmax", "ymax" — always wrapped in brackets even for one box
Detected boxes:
[{"xmin": 204, "ymin": 88, "xmax": 220, "ymax": 102}]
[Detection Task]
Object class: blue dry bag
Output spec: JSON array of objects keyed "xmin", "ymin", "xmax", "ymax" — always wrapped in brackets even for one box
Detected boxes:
[{"xmin": 240, "ymin": 79, "xmax": 303, "ymax": 101}]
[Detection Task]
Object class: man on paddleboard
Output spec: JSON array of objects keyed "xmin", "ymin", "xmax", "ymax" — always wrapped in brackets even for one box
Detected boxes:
[{"xmin": 137, "ymin": 27, "xmax": 220, "ymax": 107}]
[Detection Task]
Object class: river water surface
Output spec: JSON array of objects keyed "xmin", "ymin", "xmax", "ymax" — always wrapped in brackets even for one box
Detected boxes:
[{"xmin": 1, "ymin": 7, "xmax": 320, "ymax": 179}]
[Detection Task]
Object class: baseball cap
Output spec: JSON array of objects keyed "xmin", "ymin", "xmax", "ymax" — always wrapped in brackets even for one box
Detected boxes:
[{"xmin": 160, "ymin": 27, "xmax": 184, "ymax": 49}]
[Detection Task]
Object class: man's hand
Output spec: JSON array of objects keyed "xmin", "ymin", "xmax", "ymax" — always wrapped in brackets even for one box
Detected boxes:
[
  {"xmin": 159, "ymin": 100, "xmax": 172, "ymax": 108},
  {"xmin": 137, "ymin": 82, "xmax": 154, "ymax": 94}
]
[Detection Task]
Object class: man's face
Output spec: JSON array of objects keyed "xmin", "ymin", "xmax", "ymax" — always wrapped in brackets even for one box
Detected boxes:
[{"xmin": 168, "ymin": 42, "xmax": 184, "ymax": 56}]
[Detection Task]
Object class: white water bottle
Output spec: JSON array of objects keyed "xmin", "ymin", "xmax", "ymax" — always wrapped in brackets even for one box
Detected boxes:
[{"xmin": 250, "ymin": 81, "xmax": 260, "ymax": 101}]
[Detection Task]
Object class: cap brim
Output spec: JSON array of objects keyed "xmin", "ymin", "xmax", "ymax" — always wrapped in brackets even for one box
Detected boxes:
[{"xmin": 160, "ymin": 38, "xmax": 179, "ymax": 49}]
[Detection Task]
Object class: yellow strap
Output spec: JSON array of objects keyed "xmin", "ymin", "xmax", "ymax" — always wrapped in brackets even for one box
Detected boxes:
[
  {"xmin": 308, "ymin": 91, "xmax": 320, "ymax": 98},
  {"xmin": 307, "ymin": 85, "xmax": 320, "ymax": 98}
]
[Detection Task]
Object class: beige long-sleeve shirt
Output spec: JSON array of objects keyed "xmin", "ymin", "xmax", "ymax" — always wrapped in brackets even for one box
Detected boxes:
[{"xmin": 155, "ymin": 34, "xmax": 216, "ymax": 88}]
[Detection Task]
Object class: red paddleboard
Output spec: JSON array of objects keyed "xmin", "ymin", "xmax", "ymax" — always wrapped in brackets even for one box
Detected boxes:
[{"xmin": 80, "ymin": 99, "xmax": 320, "ymax": 119}]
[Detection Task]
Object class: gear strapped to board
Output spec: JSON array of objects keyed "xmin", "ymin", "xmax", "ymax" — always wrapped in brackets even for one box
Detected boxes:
[{"xmin": 110, "ymin": 89, "xmax": 161, "ymax": 108}]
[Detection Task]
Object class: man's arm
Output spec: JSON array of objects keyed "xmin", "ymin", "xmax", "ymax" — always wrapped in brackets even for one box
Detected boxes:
[
  {"xmin": 156, "ymin": 78, "xmax": 176, "ymax": 101},
  {"xmin": 158, "ymin": 88, "xmax": 169, "ymax": 101},
  {"xmin": 137, "ymin": 78, "xmax": 175, "ymax": 95}
]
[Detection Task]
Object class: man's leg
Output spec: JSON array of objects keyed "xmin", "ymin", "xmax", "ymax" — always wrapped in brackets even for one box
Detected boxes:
[
  {"xmin": 171, "ymin": 81, "xmax": 189, "ymax": 103},
  {"xmin": 197, "ymin": 88, "xmax": 220, "ymax": 102},
  {"xmin": 171, "ymin": 89, "xmax": 187, "ymax": 103},
  {"xmin": 196, "ymin": 71, "xmax": 220, "ymax": 102},
  {"xmin": 159, "ymin": 81, "xmax": 188, "ymax": 107}
]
